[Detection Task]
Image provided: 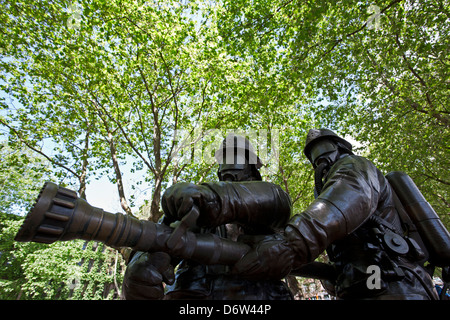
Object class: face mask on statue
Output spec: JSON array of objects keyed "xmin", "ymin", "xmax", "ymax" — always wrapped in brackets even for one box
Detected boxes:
[
  {"xmin": 310, "ymin": 140, "xmax": 340, "ymax": 196},
  {"xmin": 219, "ymin": 166, "xmax": 255, "ymax": 182},
  {"xmin": 310, "ymin": 140, "xmax": 340, "ymax": 169}
]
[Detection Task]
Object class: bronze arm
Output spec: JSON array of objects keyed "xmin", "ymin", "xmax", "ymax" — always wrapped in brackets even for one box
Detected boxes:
[{"xmin": 15, "ymin": 182, "xmax": 249, "ymax": 266}]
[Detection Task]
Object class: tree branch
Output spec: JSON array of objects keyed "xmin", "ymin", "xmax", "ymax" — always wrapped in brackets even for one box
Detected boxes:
[
  {"xmin": 319, "ymin": 0, "xmax": 403, "ymax": 61},
  {"xmin": 0, "ymin": 118, "xmax": 80, "ymax": 178},
  {"xmin": 365, "ymin": 49, "xmax": 449, "ymax": 126},
  {"xmin": 393, "ymin": 32, "xmax": 436, "ymax": 111},
  {"xmin": 421, "ymin": 173, "xmax": 450, "ymax": 186}
]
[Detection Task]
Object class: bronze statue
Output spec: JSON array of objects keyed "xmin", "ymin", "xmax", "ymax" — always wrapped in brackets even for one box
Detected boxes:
[
  {"xmin": 122, "ymin": 134, "xmax": 294, "ymax": 299},
  {"xmin": 161, "ymin": 129, "xmax": 449, "ymax": 299},
  {"xmin": 15, "ymin": 129, "xmax": 449, "ymax": 300}
]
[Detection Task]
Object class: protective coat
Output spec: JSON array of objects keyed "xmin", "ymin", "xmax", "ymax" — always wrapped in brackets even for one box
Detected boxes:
[{"xmin": 285, "ymin": 155, "xmax": 438, "ymax": 299}]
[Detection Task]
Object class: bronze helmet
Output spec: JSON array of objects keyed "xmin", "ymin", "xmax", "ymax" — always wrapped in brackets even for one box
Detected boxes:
[
  {"xmin": 303, "ymin": 128, "xmax": 353, "ymax": 164},
  {"xmin": 214, "ymin": 134, "xmax": 263, "ymax": 181}
]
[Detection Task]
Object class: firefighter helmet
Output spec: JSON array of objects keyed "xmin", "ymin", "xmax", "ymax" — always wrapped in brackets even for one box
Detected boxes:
[{"xmin": 303, "ymin": 128, "xmax": 353, "ymax": 163}]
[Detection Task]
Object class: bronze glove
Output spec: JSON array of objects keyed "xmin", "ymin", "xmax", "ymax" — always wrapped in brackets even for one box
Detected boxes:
[
  {"xmin": 231, "ymin": 233, "xmax": 295, "ymax": 281},
  {"xmin": 161, "ymin": 182, "xmax": 221, "ymax": 227},
  {"xmin": 122, "ymin": 251, "xmax": 175, "ymax": 300}
]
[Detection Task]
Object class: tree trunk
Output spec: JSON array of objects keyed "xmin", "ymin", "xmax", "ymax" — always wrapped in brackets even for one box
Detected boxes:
[
  {"xmin": 107, "ymin": 131, "xmax": 133, "ymax": 216},
  {"xmin": 286, "ymin": 275, "xmax": 303, "ymax": 300},
  {"xmin": 150, "ymin": 107, "xmax": 163, "ymax": 222},
  {"xmin": 78, "ymin": 129, "xmax": 90, "ymax": 200},
  {"xmin": 150, "ymin": 175, "xmax": 163, "ymax": 222}
]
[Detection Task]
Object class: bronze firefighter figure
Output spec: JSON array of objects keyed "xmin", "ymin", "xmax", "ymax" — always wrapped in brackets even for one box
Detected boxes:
[{"xmin": 122, "ymin": 134, "xmax": 294, "ymax": 299}]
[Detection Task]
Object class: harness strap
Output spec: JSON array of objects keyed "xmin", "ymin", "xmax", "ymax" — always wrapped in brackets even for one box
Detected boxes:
[{"xmin": 389, "ymin": 187, "xmax": 418, "ymax": 235}]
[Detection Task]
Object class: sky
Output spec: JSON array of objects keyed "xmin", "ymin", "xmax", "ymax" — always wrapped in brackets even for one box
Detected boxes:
[{"xmin": 84, "ymin": 162, "xmax": 149, "ymax": 215}]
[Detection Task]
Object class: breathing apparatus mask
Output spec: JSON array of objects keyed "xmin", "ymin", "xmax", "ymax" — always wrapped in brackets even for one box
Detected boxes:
[
  {"xmin": 215, "ymin": 134, "xmax": 263, "ymax": 182},
  {"xmin": 310, "ymin": 140, "xmax": 340, "ymax": 169},
  {"xmin": 304, "ymin": 129, "xmax": 353, "ymax": 196},
  {"xmin": 217, "ymin": 151, "xmax": 262, "ymax": 182},
  {"xmin": 309, "ymin": 140, "xmax": 340, "ymax": 196},
  {"xmin": 219, "ymin": 164, "xmax": 259, "ymax": 182}
]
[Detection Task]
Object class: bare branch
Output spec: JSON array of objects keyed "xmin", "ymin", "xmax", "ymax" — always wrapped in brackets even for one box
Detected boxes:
[{"xmin": 0, "ymin": 118, "xmax": 80, "ymax": 178}]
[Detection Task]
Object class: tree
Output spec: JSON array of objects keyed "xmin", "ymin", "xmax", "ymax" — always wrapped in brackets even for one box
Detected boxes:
[
  {"xmin": 1, "ymin": 0, "xmax": 448, "ymax": 300},
  {"xmin": 0, "ymin": 141, "xmax": 52, "ymax": 214},
  {"xmin": 0, "ymin": 211, "xmax": 125, "ymax": 300},
  {"xmin": 0, "ymin": 0, "xmax": 257, "ymax": 221}
]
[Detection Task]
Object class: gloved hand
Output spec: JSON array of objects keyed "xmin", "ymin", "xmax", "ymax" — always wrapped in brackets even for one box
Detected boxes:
[
  {"xmin": 231, "ymin": 233, "xmax": 295, "ymax": 281},
  {"xmin": 122, "ymin": 251, "xmax": 175, "ymax": 300},
  {"xmin": 161, "ymin": 182, "xmax": 221, "ymax": 227}
]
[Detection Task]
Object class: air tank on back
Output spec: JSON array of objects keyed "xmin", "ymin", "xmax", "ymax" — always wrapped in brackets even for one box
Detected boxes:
[{"xmin": 386, "ymin": 171, "xmax": 450, "ymax": 267}]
